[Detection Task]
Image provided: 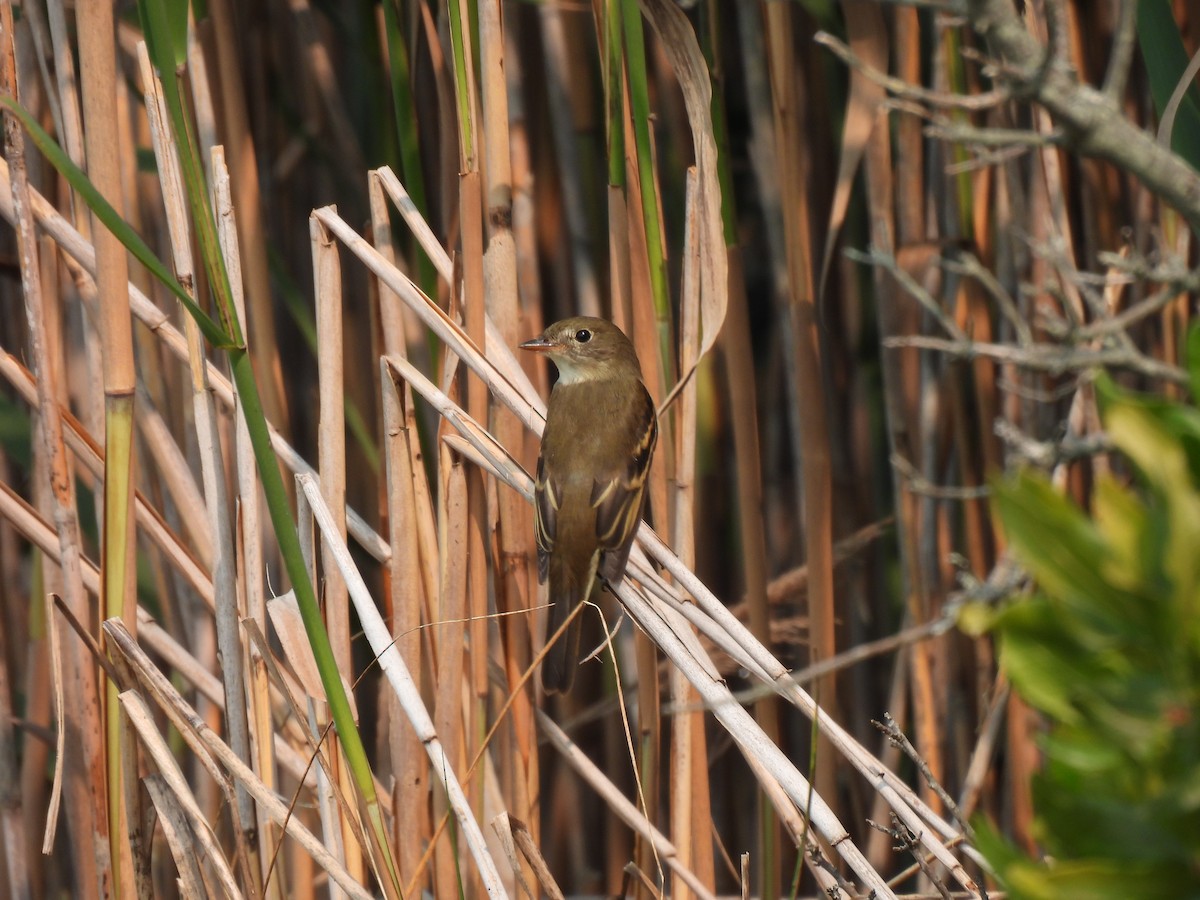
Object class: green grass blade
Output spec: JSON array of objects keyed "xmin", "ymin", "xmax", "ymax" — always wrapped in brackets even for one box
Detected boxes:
[{"xmin": 1137, "ymin": 0, "xmax": 1200, "ymax": 168}]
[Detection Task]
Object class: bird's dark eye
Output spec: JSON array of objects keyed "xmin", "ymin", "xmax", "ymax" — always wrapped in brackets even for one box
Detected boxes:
[{"xmin": 574, "ymin": 329, "xmax": 592, "ymax": 343}]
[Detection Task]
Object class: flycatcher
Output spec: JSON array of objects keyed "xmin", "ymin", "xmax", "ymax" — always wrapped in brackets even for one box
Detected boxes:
[{"xmin": 520, "ymin": 317, "xmax": 657, "ymax": 693}]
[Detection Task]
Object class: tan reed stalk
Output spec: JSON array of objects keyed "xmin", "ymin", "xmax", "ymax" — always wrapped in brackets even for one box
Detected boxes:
[
  {"xmin": 669, "ymin": 169, "xmax": 704, "ymax": 900},
  {"xmin": 478, "ymin": 6, "xmax": 541, "ymax": 876},
  {"xmin": 135, "ymin": 33, "xmax": 227, "ymax": 826},
  {"xmin": 444, "ymin": 6, "xmax": 490, "ymax": 875},
  {"xmin": 369, "ymin": 173, "xmax": 408, "ymax": 357},
  {"xmin": 15, "ymin": 425, "xmax": 49, "ymax": 900},
  {"xmin": 0, "ymin": 355, "xmax": 224, "ymax": 619},
  {"xmin": 76, "ymin": 0, "xmax": 137, "ymax": 887},
  {"xmin": 0, "ymin": 362, "xmax": 369, "ymax": 883},
  {"xmin": 610, "ymin": 48, "xmax": 665, "ymax": 892},
  {"xmin": 140, "ymin": 44, "xmax": 266, "ymax": 893},
  {"xmin": 213, "ymin": 144, "xmax": 282, "ymax": 894},
  {"xmin": 368, "ymin": 172, "xmax": 434, "ymax": 887},
  {"xmin": 0, "ymin": 6, "xmax": 109, "ymax": 894},
  {"xmin": 493, "ymin": 812, "xmax": 564, "ymax": 900},
  {"xmin": 379, "ymin": 360, "xmax": 432, "ymax": 887},
  {"xmin": 432, "ymin": 446, "xmax": 471, "ymax": 894},
  {"xmin": 213, "ymin": 145, "xmax": 283, "ymax": 900},
  {"xmin": 763, "ymin": 0, "xmax": 841, "ymax": 775},
  {"xmin": 311, "ymin": 210, "xmax": 365, "ymax": 886},
  {"xmin": 0, "ymin": 352, "xmax": 219, "ymax": 605},
  {"xmin": 141, "ymin": 775, "xmax": 206, "ymax": 896}
]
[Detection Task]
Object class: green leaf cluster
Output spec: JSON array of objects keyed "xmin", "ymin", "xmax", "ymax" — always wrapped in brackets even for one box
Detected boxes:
[{"xmin": 976, "ymin": 378, "xmax": 1200, "ymax": 899}]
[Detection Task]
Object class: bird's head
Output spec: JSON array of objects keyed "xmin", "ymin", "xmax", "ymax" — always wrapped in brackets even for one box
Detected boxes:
[{"xmin": 519, "ymin": 317, "xmax": 643, "ymax": 384}]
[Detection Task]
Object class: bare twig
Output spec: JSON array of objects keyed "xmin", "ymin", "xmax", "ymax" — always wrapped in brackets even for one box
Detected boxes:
[
  {"xmin": 871, "ymin": 814, "xmax": 957, "ymax": 900},
  {"xmin": 891, "ymin": 454, "xmax": 991, "ymax": 501},
  {"xmin": 874, "ymin": 714, "xmax": 975, "ymax": 843},
  {"xmin": 815, "ymin": 31, "xmax": 1008, "ymax": 111},
  {"xmin": 883, "ymin": 335, "xmax": 1187, "ymax": 384}
]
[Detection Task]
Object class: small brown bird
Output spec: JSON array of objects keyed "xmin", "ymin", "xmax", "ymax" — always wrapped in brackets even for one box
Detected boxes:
[{"xmin": 520, "ymin": 317, "xmax": 657, "ymax": 693}]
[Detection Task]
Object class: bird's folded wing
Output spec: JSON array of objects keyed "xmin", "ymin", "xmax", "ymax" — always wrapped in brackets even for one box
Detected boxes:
[
  {"xmin": 590, "ymin": 391, "xmax": 657, "ymax": 562},
  {"xmin": 533, "ymin": 454, "xmax": 558, "ymax": 583}
]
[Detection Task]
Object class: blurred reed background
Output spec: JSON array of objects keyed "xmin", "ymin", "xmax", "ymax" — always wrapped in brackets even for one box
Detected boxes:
[{"xmin": 0, "ymin": 0, "xmax": 1193, "ymax": 896}]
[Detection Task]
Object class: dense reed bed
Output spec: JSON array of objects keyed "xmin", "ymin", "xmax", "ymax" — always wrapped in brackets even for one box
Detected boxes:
[{"xmin": 1, "ymin": 0, "xmax": 1196, "ymax": 896}]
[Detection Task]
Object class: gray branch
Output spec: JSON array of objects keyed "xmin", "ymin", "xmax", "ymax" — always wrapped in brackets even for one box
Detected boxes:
[{"xmin": 966, "ymin": 0, "xmax": 1200, "ymax": 232}]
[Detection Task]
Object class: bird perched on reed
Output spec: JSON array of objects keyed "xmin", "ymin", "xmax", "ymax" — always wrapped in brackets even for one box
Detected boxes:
[{"xmin": 520, "ymin": 317, "xmax": 657, "ymax": 693}]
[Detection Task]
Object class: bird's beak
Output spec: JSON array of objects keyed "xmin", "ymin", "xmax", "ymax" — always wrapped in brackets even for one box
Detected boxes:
[{"xmin": 519, "ymin": 336, "xmax": 558, "ymax": 353}]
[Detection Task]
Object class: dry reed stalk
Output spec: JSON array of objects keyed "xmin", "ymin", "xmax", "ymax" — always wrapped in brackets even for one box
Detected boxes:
[
  {"xmin": 132, "ymin": 382, "xmax": 214, "ymax": 568},
  {"xmin": 1, "ymin": 7, "xmax": 109, "ymax": 893},
  {"xmin": 614, "ymin": 71, "xmax": 665, "ymax": 890},
  {"xmin": 431, "ymin": 446, "xmax": 471, "ymax": 893},
  {"xmin": 668, "ymin": 168, "xmax": 709, "ymax": 899},
  {"xmin": 0, "ymin": 362, "xmax": 345, "ymax": 892},
  {"xmin": 217, "ymin": 154, "xmax": 272, "ymax": 878},
  {"xmin": 493, "ymin": 812, "xmax": 563, "ymax": 900},
  {"xmin": 313, "ymin": 213, "xmax": 350, "ymax": 675},
  {"xmin": 459, "ymin": 169, "xmax": 492, "ymax": 780},
  {"xmin": 444, "ymin": 16, "xmax": 491, "ymax": 821},
  {"xmin": 212, "ymin": 143, "xmax": 282, "ymax": 897},
  {"xmin": 611, "ymin": 569, "xmax": 895, "ymax": 895},
  {"xmin": 478, "ymin": 5, "xmax": 541, "ymax": 876},
  {"xmin": 42, "ymin": 0, "xmax": 84, "ymax": 181},
  {"xmin": 627, "ymin": 528, "xmax": 987, "ymax": 887},
  {"xmin": 140, "ymin": 45, "xmax": 265, "ymax": 892},
  {"xmin": 142, "ymin": 774, "xmax": 205, "ymax": 896},
  {"xmin": 117, "ymin": 689, "xmax": 244, "ymax": 898},
  {"xmin": 379, "ymin": 360, "xmax": 431, "ymax": 886},
  {"xmin": 369, "ymin": 172, "xmax": 408, "ymax": 357},
  {"xmin": 311, "ymin": 210, "xmax": 365, "ymax": 886},
  {"xmin": 296, "ymin": 471, "xmax": 510, "ymax": 895},
  {"xmin": 77, "ymin": 0, "xmax": 137, "ymax": 887}
]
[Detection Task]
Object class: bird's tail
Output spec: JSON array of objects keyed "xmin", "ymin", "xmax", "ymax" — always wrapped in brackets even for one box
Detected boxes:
[
  {"xmin": 542, "ymin": 554, "xmax": 597, "ymax": 693},
  {"xmin": 541, "ymin": 598, "xmax": 583, "ymax": 694}
]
